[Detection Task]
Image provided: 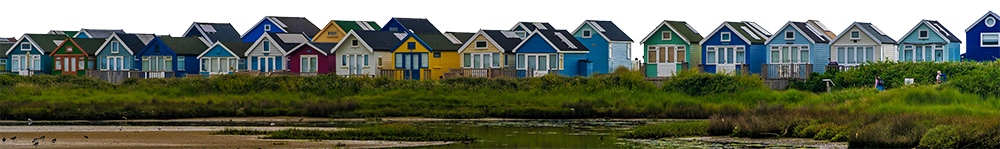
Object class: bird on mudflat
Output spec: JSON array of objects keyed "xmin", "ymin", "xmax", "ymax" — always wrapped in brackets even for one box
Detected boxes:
[
  {"xmin": 84, "ymin": 136, "xmax": 89, "ymax": 139},
  {"xmin": 51, "ymin": 138, "xmax": 56, "ymax": 143},
  {"xmin": 3, "ymin": 137, "xmax": 6, "ymax": 142},
  {"xmin": 39, "ymin": 136, "xmax": 45, "ymax": 140},
  {"xmin": 10, "ymin": 136, "xmax": 16, "ymax": 141},
  {"xmin": 33, "ymin": 141, "xmax": 39, "ymax": 147},
  {"xmin": 32, "ymin": 138, "xmax": 37, "ymax": 143},
  {"xmin": 158, "ymin": 127, "xmax": 162, "ymax": 131}
]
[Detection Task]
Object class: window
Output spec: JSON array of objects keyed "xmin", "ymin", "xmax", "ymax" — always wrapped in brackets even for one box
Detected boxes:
[
  {"xmin": 475, "ymin": 40, "xmax": 488, "ymax": 49},
  {"xmin": 850, "ymin": 31, "xmax": 860, "ymax": 39},
  {"xmin": 800, "ymin": 46, "xmax": 810, "ymax": 63},
  {"xmin": 300, "ymin": 56, "xmax": 318, "ymax": 73},
  {"xmin": 904, "ymin": 46, "xmax": 914, "ymax": 61},
  {"xmin": 919, "ymin": 30, "xmax": 929, "ymax": 39},
  {"xmin": 492, "ymin": 53, "xmax": 501, "ymax": 68},
  {"xmin": 341, "ymin": 55, "xmax": 347, "ymax": 66},
  {"xmin": 351, "ymin": 40, "xmax": 359, "ymax": 47},
  {"xmin": 33, "ymin": 55, "xmax": 40, "ymax": 70},
  {"xmin": 364, "ymin": 55, "xmax": 369, "ymax": 66},
  {"xmin": 517, "ymin": 54, "xmax": 525, "ymax": 69},
  {"xmin": 407, "ymin": 42, "xmax": 416, "ymax": 49},
  {"xmin": 983, "ymin": 33, "xmax": 999, "ymax": 47},
  {"xmin": 721, "ymin": 32, "xmax": 731, "ymax": 42},
  {"xmin": 420, "ymin": 53, "xmax": 428, "ymax": 68},
  {"xmin": 706, "ymin": 47, "xmax": 716, "ymax": 63},
  {"xmin": 66, "ymin": 47, "xmax": 72, "ymax": 52},
  {"xmin": 515, "ymin": 31, "xmax": 527, "ymax": 38},
  {"xmin": 647, "ymin": 47, "xmax": 657, "ymax": 63},
  {"xmin": 263, "ymin": 42, "xmax": 270, "ymax": 53},
  {"xmin": 55, "ymin": 58, "xmax": 62, "ymax": 70},
  {"xmin": 328, "ymin": 32, "xmax": 337, "ymax": 36},
  {"xmin": 770, "ymin": 47, "xmax": 780, "ymax": 63},
  {"xmin": 661, "ymin": 31, "xmax": 671, "ymax": 40},
  {"xmin": 202, "ymin": 59, "xmax": 209, "ymax": 71},
  {"xmin": 465, "ymin": 53, "xmax": 495, "ymax": 68},
  {"xmin": 264, "ymin": 25, "xmax": 271, "ymax": 31},
  {"xmin": 178, "ymin": 57, "xmax": 185, "ymax": 71},
  {"xmin": 987, "ymin": 17, "xmax": 996, "ymax": 27},
  {"xmin": 582, "ymin": 29, "xmax": 592, "ymax": 38},
  {"xmin": 433, "ymin": 52, "xmax": 441, "ymax": 58},
  {"xmin": 463, "ymin": 53, "xmax": 471, "ymax": 67},
  {"xmin": 20, "ymin": 43, "xmax": 30, "ymax": 51},
  {"xmin": 395, "ymin": 53, "xmax": 403, "ymax": 68},
  {"xmin": 785, "ymin": 31, "xmax": 794, "ymax": 40},
  {"xmin": 377, "ymin": 57, "xmax": 383, "ymax": 67},
  {"xmin": 111, "ymin": 41, "xmax": 119, "ymax": 53},
  {"xmin": 389, "ymin": 27, "xmax": 399, "ymax": 32},
  {"xmin": 735, "ymin": 47, "xmax": 745, "ymax": 64}
]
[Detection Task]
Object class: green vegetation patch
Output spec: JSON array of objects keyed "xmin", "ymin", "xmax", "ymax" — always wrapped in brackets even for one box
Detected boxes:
[
  {"xmin": 262, "ymin": 124, "xmax": 475, "ymax": 141},
  {"xmin": 617, "ymin": 121, "xmax": 708, "ymax": 139}
]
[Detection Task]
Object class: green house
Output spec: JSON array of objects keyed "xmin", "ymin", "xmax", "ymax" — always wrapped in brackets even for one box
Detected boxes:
[{"xmin": 640, "ymin": 20, "xmax": 704, "ymax": 77}]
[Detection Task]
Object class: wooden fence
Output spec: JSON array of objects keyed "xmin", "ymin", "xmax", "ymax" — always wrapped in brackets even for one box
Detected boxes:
[
  {"xmin": 761, "ymin": 64, "xmax": 813, "ymax": 80},
  {"xmin": 826, "ymin": 65, "xmax": 860, "ymax": 72},
  {"xmin": 379, "ymin": 69, "xmax": 432, "ymax": 80}
]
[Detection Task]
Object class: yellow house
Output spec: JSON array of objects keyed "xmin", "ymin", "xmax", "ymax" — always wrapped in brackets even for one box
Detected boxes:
[
  {"xmin": 312, "ymin": 20, "xmax": 381, "ymax": 43},
  {"xmin": 457, "ymin": 30, "xmax": 524, "ymax": 70},
  {"xmin": 388, "ymin": 32, "xmax": 471, "ymax": 80}
]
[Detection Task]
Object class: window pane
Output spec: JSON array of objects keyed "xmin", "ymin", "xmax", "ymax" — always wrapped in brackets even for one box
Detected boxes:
[
  {"xmin": 463, "ymin": 53, "xmax": 471, "ymax": 67},
  {"xmin": 707, "ymin": 51, "xmax": 716, "ymax": 63},
  {"xmin": 782, "ymin": 47, "xmax": 790, "ymax": 63},
  {"xmin": 364, "ymin": 55, "xmax": 369, "ymax": 66},
  {"xmin": 677, "ymin": 50, "xmax": 686, "ymax": 63},
  {"xmin": 658, "ymin": 47, "xmax": 666, "ymax": 63},
  {"xmin": 666, "ymin": 47, "xmax": 674, "ymax": 63},
  {"xmin": 771, "ymin": 50, "xmax": 780, "ymax": 63},
  {"xmin": 984, "ymin": 34, "xmax": 1000, "ymax": 46},
  {"xmin": 395, "ymin": 54, "xmax": 403, "ymax": 67},
  {"xmin": 801, "ymin": 51, "xmax": 810, "ymax": 63},
  {"xmin": 905, "ymin": 49, "xmax": 913, "ymax": 61},
  {"xmin": 735, "ymin": 50, "xmax": 745, "ymax": 64},
  {"xmin": 727, "ymin": 48, "xmax": 734, "ymax": 64},
  {"xmin": 473, "ymin": 54, "xmax": 482, "ymax": 69},
  {"xmin": 915, "ymin": 46, "xmax": 924, "ymax": 61},
  {"xmin": 925, "ymin": 47, "xmax": 932, "ymax": 61},
  {"xmin": 538, "ymin": 56, "xmax": 547, "ymax": 71},
  {"xmin": 550, "ymin": 54, "xmax": 558, "ymax": 69},
  {"xmin": 527, "ymin": 55, "xmax": 536, "ymax": 70},
  {"xmin": 935, "ymin": 49, "xmax": 944, "ymax": 61},
  {"xmin": 838, "ymin": 47, "xmax": 846, "ymax": 63},
  {"xmin": 420, "ymin": 53, "xmax": 428, "ymax": 67},
  {"xmin": 867, "ymin": 47, "xmax": 875, "ymax": 62},
  {"xmin": 790, "ymin": 47, "xmax": 798, "ymax": 63},
  {"xmin": 847, "ymin": 48, "xmax": 855, "ymax": 63},
  {"xmin": 517, "ymin": 54, "xmax": 525, "ymax": 68},
  {"xmin": 492, "ymin": 53, "xmax": 501, "ymax": 67},
  {"xmin": 647, "ymin": 47, "xmax": 657, "ymax": 63}
]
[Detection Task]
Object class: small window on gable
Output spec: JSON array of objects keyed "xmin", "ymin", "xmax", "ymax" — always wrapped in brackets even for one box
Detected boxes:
[
  {"xmin": 721, "ymin": 32, "xmax": 731, "ymax": 42},
  {"xmin": 987, "ymin": 17, "xmax": 996, "ymax": 27},
  {"xmin": 515, "ymin": 31, "xmax": 527, "ymax": 38},
  {"xmin": 785, "ymin": 31, "xmax": 794, "ymax": 40},
  {"xmin": 475, "ymin": 40, "xmax": 488, "ymax": 49},
  {"xmin": 919, "ymin": 29, "xmax": 929, "ymax": 39},
  {"xmin": 328, "ymin": 32, "xmax": 337, "ymax": 36},
  {"xmin": 661, "ymin": 31, "xmax": 671, "ymax": 41},
  {"xmin": 582, "ymin": 29, "xmax": 592, "ymax": 38},
  {"xmin": 20, "ymin": 43, "xmax": 30, "ymax": 51},
  {"xmin": 850, "ymin": 31, "xmax": 860, "ymax": 39},
  {"xmin": 264, "ymin": 25, "xmax": 271, "ymax": 31},
  {"xmin": 111, "ymin": 41, "xmax": 119, "ymax": 53},
  {"xmin": 263, "ymin": 42, "xmax": 270, "ymax": 52},
  {"xmin": 351, "ymin": 39, "xmax": 359, "ymax": 47},
  {"xmin": 389, "ymin": 27, "xmax": 399, "ymax": 32},
  {"xmin": 66, "ymin": 47, "xmax": 73, "ymax": 52},
  {"xmin": 407, "ymin": 42, "xmax": 416, "ymax": 49}
]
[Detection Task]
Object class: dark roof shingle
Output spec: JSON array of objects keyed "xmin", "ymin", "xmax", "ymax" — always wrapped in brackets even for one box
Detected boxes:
[
  {"xmin": 857, "ymin": 23, "xmax": 897, "ymax": 44},
  {"xmin": 26, "ymin": 34, "xmax": 71, "ymax": 52},
  {"xmin": 416, "ymin": 33, "xmax": 462, "ymax": 51},
  {"xmin": 196, "ymin": 23, "xmax": 242, "ymax": 43},
  {"xmin": 588, "ymin": 20, "xmax": 632, "ymax": 41},
  {"xmin": 925, "ymin": 20, "xmax": 962, "ymax": 43},
  {"xmin": 0, "ymin": 43, "xmax": 11, "ymax": 57},
  {"xmin": 354, "ymin": 30, "xmax": 405, "ymax": 51},
  {"xmin": 482, "ymin": 30, "xmax": 523, "ymax": 53},
  {"xmin": 270, "ymin": 16, "xmax": 321, "ymax": 38},
  {"xmin": 219, "ymin": 42, "xmax": 253, "ymax": 57},
  {"xmin": 159, "ymin": 37, "xmax": 209, "ymax": 55},
  {"xmin": 79, "ymin": 29, "xmax": 125, "ymax": 38},
  {"xmin": 664, "ymin": 21, "xmax": 704, "ymax": 43},
  {"xmin": 791, "ymin": 22, "xmax": 829, "ymax": 43},
  {"xmin": 394, "ymin": 18, "xmax": 442, "ymax": 34},
  {"xmin": 71, "ymin": 38, "xmax": 106, "ymax": 55},
  {"xmin": 115, "ymin": 33, "xmax": 151, "ymax": 54}
]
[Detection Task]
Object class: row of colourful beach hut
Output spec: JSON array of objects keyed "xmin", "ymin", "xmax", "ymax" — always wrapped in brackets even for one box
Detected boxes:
[{"xmin": 1, "ymin": 11, "xmax": 998, "ymax": 80}]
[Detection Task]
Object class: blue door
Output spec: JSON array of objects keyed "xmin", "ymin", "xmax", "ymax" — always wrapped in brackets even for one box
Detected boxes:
[{"xmin": 398, "ymin": 53, "xmax": 423, "ymax": 80}]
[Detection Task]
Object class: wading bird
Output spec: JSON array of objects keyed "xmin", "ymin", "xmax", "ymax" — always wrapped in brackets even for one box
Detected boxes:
[
  {"xmin": 51, "ymin": 138, "xmax": 56, "ymax": 143},
  {"xmin": 84, "ymin": 136, "xmax": 89, "ymax": 139},
  {"xmin": 33, "ymin": 141, "xmax": 38, "ymax": 147},
  {"xmin": 10, "ymin": 136, "xmax": 16, "ymax": 141}
]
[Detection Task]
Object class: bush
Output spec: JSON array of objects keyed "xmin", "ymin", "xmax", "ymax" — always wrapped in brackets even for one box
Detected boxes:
[{"xmin": 662, "ymin": 69, "xmax": 766, "ymax": 96}]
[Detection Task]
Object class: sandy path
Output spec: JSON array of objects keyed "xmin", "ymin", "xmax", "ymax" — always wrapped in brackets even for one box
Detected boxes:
[{"xmin": 0, "ymin": 126, "xmax": 452, "ymax": 149}]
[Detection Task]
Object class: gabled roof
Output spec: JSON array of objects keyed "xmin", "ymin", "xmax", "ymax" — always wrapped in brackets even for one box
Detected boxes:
[
  {"xmin": 831, "ymin": 22, "xmax": 897, "ymax": 44},
  {"xmin": 217, "ymin": 42, "xmax": 253, "ymax": 57},
  {"xmin": 266, "ymin": 32, "xmax": 307, "ymax": 50},
  {"xmin": 48, "ymin": 30, "xmax": 78, "ymax": 37},
  {"xmin": 391, "ymin": 18, "xmax": 442, "ymax": 34},
  {"xmin": 75, "ymin": 29, "xmax": 125, "ymax": 38},
  {"xmin": 513, "ymin": 30, "xmax": 589, "ymax": 53},
  {"xmin": 287, "ymin": 42, "xmax": 335, "ymax": 56},
  {"xmin": 444, "ymin": 32, "xmax": 475, "ymax": 44},
  {"xmin": 390, "ymin": 33, "xmax": 436, "ymax": 53},
  {"xmin": 765, "ymin": 21, "xmax": 830, "ymax": 44},
  {"xmin": 334, "ymin": 30, "xmax": 406, "ymax": 53},
  {"xmin": 7, "ymin": 34, "xmax": 70, "ymax": 54},
  {"xmin": 898, "ymin": 20, "xmax": 961, "ymax": 43},
  {"xmin": 95, "ymin": 33, "xmax": 149, "ymax": 55},
  {"xmin": 573, "ymin": 20, "xmax": 633, "ymax": 42},
  {"xmin": 416, "ymin": 33, "xmax": 463, "ymax": 51},
  {"xmin": 700, "ymin": 22, "xmax": 770, "ymax": 45},
  {"xmin": 806, "ymin": 20, "xmax": 837, "ymax": 39},
  {"xmin": 642, "ymin": 20, "xmax": 704, "ymax": 44},
  {"xmin": 457, "ymin": 30, "xmax": 524, "ymax": 53},
  {"xmin": 511, "ymin": 22, "xmax": 556, "ymax": 31},
  {"xmin": 0, "ymin": 37, "xmax": 15, "ymax": 44},
  {"xmin": 159, "ymin": 37, "xmax": 210, "ymax": 55},
  {"xmin": 71, "ymin": 38, "xmax": 106, "ymax": 55},
  {"xmin": 0, "ymin": 43, "xmax": 11, "ymax": 58},
  {"xmin": 184, "ymin": 22, "xmax": 242, "ymax": 43},
  {"xmin": 198, "ymin": 42, "xmax": 241, "ymax": 59},
  {"xmin": 966, "ymin": 11, "xmax": 1000, "ymax": 32},
  {"xmin": 334, "ymin": 20, "xmax": 381, "ymax": 32},
  {"xmin": 269, "ymin": 16, "xmax": 321, "ymax": 38}
]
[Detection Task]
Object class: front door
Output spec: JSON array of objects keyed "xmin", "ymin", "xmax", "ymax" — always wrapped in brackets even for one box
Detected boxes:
[
  {"xmin": 399, "ymin": 53, "xmax": 423, "ymax": 80},
  {"xmin": 525, "ymin": 54, "xmax": 549, "ymax": 77},
  {"xmin": 715, "ymin": 47, "xmax": 739, "ymax": 73},
  {"xmin": 259, "ymin": 57, "xmax": 274, "ymax": 72},
  {"xmin": 354, "ymin": 55, "xmax": 364, "ymax": 75}
]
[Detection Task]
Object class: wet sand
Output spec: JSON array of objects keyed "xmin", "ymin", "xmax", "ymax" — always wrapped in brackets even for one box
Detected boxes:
[{"xmin": 0, "ymin": 126, "xmax": 452, "ymax": 149}]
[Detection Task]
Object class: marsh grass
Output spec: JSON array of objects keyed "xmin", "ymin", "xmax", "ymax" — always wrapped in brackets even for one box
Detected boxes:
[
  {"xmin": 617, "ymin": 122, "xmax": 708, "ymax": 138},
  {"xmin": 262, "ymin": 124, "xmax": 475, "ymax": 141},
  {"xmin": 211, "ymin": 128, "xmax": 270, "ymax": 135}
]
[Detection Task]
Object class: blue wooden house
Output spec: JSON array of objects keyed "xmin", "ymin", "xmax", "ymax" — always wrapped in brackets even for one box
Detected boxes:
[
  {"xmin": 244, "ymin": 32, "xmax": 308, "ymax": 72},
  {"xmin": 183, "ymin": 22, "xmax": 243, "ymax": 43},
  {"xmin": 5, "ymin": 34, "xmax": 67, "ymax": 75},
  {"xmin": 763, "ymin": 21, "xmax": 833, "ymax": 77},
  {"xmin": 380, "ymin": 17, "xmax": 444, "ymax": 34},
  {"xmin": 699, "ymin": 21, "xmax": 772, "ymax": 74},
  {"xmin": 241, "ymin": 16, "xmax": 321, "ymax": 43},
  {"xmin": 511, "ymin": 22, "xmax": 556, "ymax": 38},
  {"xmin": 511, "ymin": 30, "xmax": 590, "ymax": 77},
  {"xmin": 965, "ymin": 11, "xmax": 1000, "ymax": 61},
  {"xmin": 898, "ymin": 20, "xmax": 962, "ymax": 62},
  {"xmin": 572, "ymin": 20, "xmax": 633, "ymax": 74},
  {"xmin": 74, "ymin": 29, "xmax": 125, "ymax": 38},
  {"xmin": 94, "ymin": 33, "xmax": 156, "ymax": 71},
  {"xmin": 197, "ymin": 42, "xmax": 252, "ymax": 75},
  {"xmin": 135, "ymin": 37, "xmax": 210, "ymax": 77}
]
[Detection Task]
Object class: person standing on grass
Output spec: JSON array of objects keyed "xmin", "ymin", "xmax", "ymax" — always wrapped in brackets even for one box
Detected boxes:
[
  {"xmin": 875, "ymin": 75, "xmax": 885, "ymax": 91},
  {"xmin": 936, "ymin": 71, "xmax": 947, "ymax": 84}
]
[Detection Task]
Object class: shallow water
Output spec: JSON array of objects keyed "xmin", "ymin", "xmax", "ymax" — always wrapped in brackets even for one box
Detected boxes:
[{"xmin": 415, "ymin": 124, "xmax": 622, "ymax": 148}]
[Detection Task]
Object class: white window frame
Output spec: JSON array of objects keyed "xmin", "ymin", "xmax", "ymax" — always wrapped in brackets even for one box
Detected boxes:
[
  {"xmin": 582, "ymin": 29, "xmax": 592, "ymax": 38},
  {"xmin": 258, "ymin": 56, "xmax": 275, "ymax": 72},
  {"xmin": 351, "ymin": 39, "xmax": 359, "ymax": 47},
  {"xmin": 475, "ymin": 40, "xmax": 488, "ymax": 49},
  {"xmin": 769, "ymin": 45, "xmax": 809, "ymax": 64},
  {"xmin": 66, "ymin": 47, "xmax": 73, "ymax": 52},
  {"xmin": 177, "ymin": 56, "xmax": 185, "ymax": 71},
  {"xmin": 705, "ymin": 47, "xmax": 716, "ymax": 64},
  {"xmin": 982, "ymin": 33, "xmax": 1000, "ymax": 47},
  {"xmin": 708, "ymin": 46, "xmax": 746, "ymax": 65},
  {"xmin": 464, "ymin": 53, "xmax": 499, "ymax": 69},
  {"xmin": 903, "ymin": 45, "xmax": 915, "ymax": 62},
  {"xmin": 721, "ymin": 32, "xmax": 731, "ymax": 42},
  {"xmin": 20, "ymin": 43, "xmax": 30, "ymax": 51},
  {"xmin": 262, "ymin": 42, "xmax": 271, "ymax": 53},
  {"xmin": 850, "ymin": 31, "xmax": 860, "ymax": 39},
  {"xmin": 785, "ymin": 31, "xmax": 795, "ymax": 40},
  {"xmin": 300, "ymin": 55, "xmax": 319, "ymax": 73},
  {"xmin": 11, "ymin": 55, "xmax": 21, "ymax": 71},
  {"xmin": 918, "ymin": 29, "xmax": 929, "ymax": 39},
  {"xmin": 987, "ymin": 17, "xmax": 996, "ymax": 27},
  {"xmin": 264, "ymin": 25, "xmax": 271, "ymax": 31},
  {"xmin": 111, "ymin": 41, "xmax": 120, "ymax": 54},
  {"xmin": 661, "ymin": 31, "xmax": 671, "ymax": 41},
  {"xmin": 518, "ymin": 54, "xmax": 552, "ymax": 71},
  {"xmin": 836, "ymin": 46, "xmax": 876, "ymax": 64}
]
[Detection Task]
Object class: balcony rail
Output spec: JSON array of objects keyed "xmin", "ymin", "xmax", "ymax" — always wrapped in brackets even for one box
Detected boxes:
[
  {"xmin": 826, "ymin": 65, "xmax": 860, "ymax": 72},
  {"xmin": 761, "ymin": 64, "xmax": 813, "ymax": 80},
  {"xmin": 379, "ymin": 69, "xmax": 432, "ymax": 80}
]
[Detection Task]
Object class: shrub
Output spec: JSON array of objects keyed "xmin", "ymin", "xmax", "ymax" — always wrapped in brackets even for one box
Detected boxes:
[{"xmin": 662, "ymin": 69, "xmax": 766, "ymax": 96}]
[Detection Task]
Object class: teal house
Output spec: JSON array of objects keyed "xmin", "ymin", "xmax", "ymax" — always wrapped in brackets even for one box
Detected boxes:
[
  {"xmin": 198, "ymin": 42, "xmax": 252, "ymax": 75},
  {"xmin": 763, "ymin": 21, "xmax": 833, "ymax": 78},
  {"xmin": 95, "ymin": 33, "xmax": 156, "ymax": 71},
  {"xmin": 897, "ymin": 20, "xmax": 962, "ymax": 62},
  {"xmin": 5, "ymin": 34, "xmax": 67, "ymax": 75},
  {"xmin": 571, "ymin": 20, "xmax": 633, "ymax": 74},
  {"xmin": 640, "ymin": 20, "xmax": 704, "ymax": 77}
]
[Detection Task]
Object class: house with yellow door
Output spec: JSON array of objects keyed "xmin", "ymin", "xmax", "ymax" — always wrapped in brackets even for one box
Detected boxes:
[
  {"xmin": 382, "ymin": 18, "xmax": 468, "ymax": 80},
  {"xmin": 312, "ymin": 20, "xmax": 381, "ymax": 43}
]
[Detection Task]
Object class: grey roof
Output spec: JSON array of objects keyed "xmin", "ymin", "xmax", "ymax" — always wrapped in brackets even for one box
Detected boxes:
[
  {"xmin": 265, "ymin": 32, "xmax": 304, "ymax": 51},
  {"xmin": 195, "ymin": 22, "xmax": 242, "ymax": 43},
  {"xmin": 0, "ymin": 43, "xmax": 11, "ymax": 58},
  {"xmin": 482, "ymin": 30, "xmax": 523, "ymax": 53},
  {"xmin": 159, "ymin": 37, "xmax": 209, "ymax": 55},
  {"xmin": 311, "ymin": 42, "xmax": 337, "ymax": 53},
  {"xmin": 394, "ymin": 18, "xmax": 442, "ymax": 34},
  {"xmin": 534, "ymin": 30, "xmax": 589, "ymax": 52},
  {"xmin": 791, "ymin": 22, "xmax": 829, "ymax": 43},
  {"xmin": 416, "ymin": 33, "xmax": 462, "ymax": 51},
  {"xmin": 270, "ymin": 16, "xmax": 321, "ymax": 38},
  {"xmin": 856, "ymin": 23, "xmax": 897, "ymax": 44},
  {"xmin": 662, "ymin": 20, "xmax": 704, "ymax": 44},
  {"xmin": 0, "ymin": 37, "xmax": 15, "ymax": 44},
  {"xmin": 515, "ymin": 22, "xmax": 556, "ymax": 31},
  {"xmin": 25, "ymin": 34, "xmax": 71, "ymax": 52},
  {"xmin": 353, "ymin": 30, "xmax": 404, "ymax": 51},
  {"xmin": 220, "ymin": 42, "xmax": 253, "ymax": 57},
  {"xmin": 79, "ymin": 29, "xmax": 125, "ymax": 38},
  {"xmin": 587, "ymin": 20, "xmax": 632, "ymax": 41},
  {"xmin": 446, "ymin": 32, "xmax": 476, "ymax": 43},
  {"xmin": 115, "ymin": 33, "xmax": 151, "ymax": 54},
  {"xmin": 925, "ymin": 20, "xmax": 962, "ymax": 43},
  {"xmin": 70, "ymin": 38, "xmax": 107, "ymax": 55},
  {"xmin": 725, "ymin": 22, "xmax": 769, "ymax": 44}
]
